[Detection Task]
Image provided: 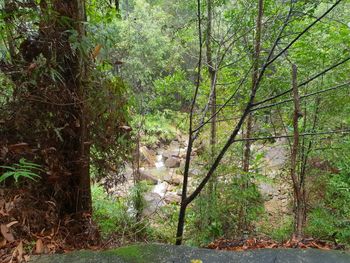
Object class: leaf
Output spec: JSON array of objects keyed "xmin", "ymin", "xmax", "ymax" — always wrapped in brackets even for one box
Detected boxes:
[
  {"xmin": 92, "ymin": 44, "xmax": 102, "ymax": 59},
  {"xmin": 35, "ymin": 239, "xmax": 44, "ymax": 254},
  {"xmin": 0, "ymin": 224, "xmax": 14, "ymax": 242},
  {"xmin": 0, "ymin": 166, "xmax": 16, "ymax": 170},
  {"xmin": 0, "ymin": 238, "xmax": 6, "ymax": 248},
  {"xmin": 15, "ymin": 240, "xmax": 24, "ymax": 262},
  {"xmin": 6, "ymin": 221, "xmax": 18, "ymax": 228},
  {"xmin": 0, "ymin": 172, "xmax": 16, "ymax": 183}
]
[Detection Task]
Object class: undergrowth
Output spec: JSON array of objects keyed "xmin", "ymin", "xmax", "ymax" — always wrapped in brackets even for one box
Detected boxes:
[{"xmin": 91, "ymin": 184, "xmax": 177, "ymax": 244}]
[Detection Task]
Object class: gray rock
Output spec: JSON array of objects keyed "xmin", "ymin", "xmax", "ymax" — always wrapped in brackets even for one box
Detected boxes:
[
  {"xmin": 139, "ymin": 170, "xmax": 158, "ymax": 185},
  {"xmin": 165, "ymin": 157, "xmax": 180, "ymax": 168},
  {"xmin": 259, "ymin": 182, "xmax": 278, "ymax": 201},
  {"xmin": 179, "ymin": 159, "xmax": 186, "ymax": 169},
  {"xmin": 31, "ymin": 244, "xmax": 350, "ymax": 263},
  {"xmin": 143, "ymin": 193, "xmax": 165, "ymax": 216},
  {"xmin": 164, "ymin": 192, "xmax": 181, "ymax": 204},
  {"xmin": 164, "ymin": 174, "xmax": 182, "ymax": 185},
  {"xmin": 169, "ymin": 140, "xmax": 180, "ymax": 149},
  {"xmin": 140, "ymin": 146, "xmax": 156, "ymax": 166},
  {"xmin": 162, "ymin": 149, "xmax": 186, "ymax": 159},
  {"xmin": 162, "ymin": 151, "xmax": 178, "ymax": 159},
  {"xmin": 189, "ymin": 168, "xmax": 201, "ymax": 177}
]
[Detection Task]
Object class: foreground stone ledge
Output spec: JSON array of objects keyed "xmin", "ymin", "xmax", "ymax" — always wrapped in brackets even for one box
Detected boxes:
[{"xmin": 31, "ymin": 244, "xmax": 350, "ymax": 263}]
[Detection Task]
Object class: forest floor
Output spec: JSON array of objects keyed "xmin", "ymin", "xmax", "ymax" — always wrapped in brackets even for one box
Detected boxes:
[
  {"xmin": 0, "ymin": 137, "xmax": 346, "ymax": 262},
  {"xmin": 0, "ymin": 183, "xmax": 347, "ymax": 263},
  {"xmin": 0, "ymin": 187, "xmax": 100, "ymax": 263}
]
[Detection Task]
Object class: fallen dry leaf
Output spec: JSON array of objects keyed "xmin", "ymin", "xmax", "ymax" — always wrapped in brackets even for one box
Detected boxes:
[
  {"xmin": 0, "ymin": 238, "xmax": 7, "ymax": 248},
  {"xmin": 35, "ymin": 239, "xmax": 44, "ymax": 254},
  {"xmin": 16, "ymin": 241, "xmax": 24, "ymax": 262},
  {"xmin": 1, "ymin": 224, "xmax": 14, "ymax": 242},
  {"xmin": 6, "ymin": 221, "xmax": 18, "ymax": 228}
]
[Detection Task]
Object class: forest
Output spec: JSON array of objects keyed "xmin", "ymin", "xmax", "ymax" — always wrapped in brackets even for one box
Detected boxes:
[{"xmin": 0, "ymin": 0, "xmax": 350, "ymax": 262}]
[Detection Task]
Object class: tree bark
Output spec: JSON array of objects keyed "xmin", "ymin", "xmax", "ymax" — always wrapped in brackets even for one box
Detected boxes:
[
  {"xmin": 175, "ymin": 0, "xmax": 203, "ymax": 245},
  {"xmin": 239, "ymin": 0, "xmax": 264, "ymax": 234},
  {"xmin": 207, "ymin": 0, "xmax": 216, "ymax": 159},
  {"xmin": 290, "ymin": 64, "xmax": 303, "ymax": 240},
  {"xmin": 50, "ymin": 0, "xmax": 92, "ymax": 213},
  {"xmin": 205, "ymin": 0, "xmax": 218, "ymax": 228}
]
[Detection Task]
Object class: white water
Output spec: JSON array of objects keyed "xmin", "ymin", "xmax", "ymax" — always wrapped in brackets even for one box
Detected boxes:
[
  {"xmin": 155, "ymin": 154, "xmax": 164, "ymax": 168},
  {"xmin": 152, "ymin": 181, "xmax": 168, "ymax": 198}
]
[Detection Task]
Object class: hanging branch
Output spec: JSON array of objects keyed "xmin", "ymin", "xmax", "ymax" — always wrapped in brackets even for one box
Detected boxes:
[
  {"xmin": 250, "ymin": 80, "xmax": 350, "ymax": 112},
  {"xmin": 263, "ymin": 0, "xmax": 343, "ymax": 69},
  {"xmin": 193, "ymin": 0, "xmax": 294, "ymax": 134},
  {"xmin": 252, "ymin": 55, "xmax": 350, "ymax": 108},
  {"xmin": 232, "ymin": 129, "xmax": 350, "ymax": 142},
  {"xmin": 299, "ymin": 98, "xmax": 320, "ymax": 189},
  {"xmin": 185, "ymin": 0, "xmax": 265, "ymax": 206}
]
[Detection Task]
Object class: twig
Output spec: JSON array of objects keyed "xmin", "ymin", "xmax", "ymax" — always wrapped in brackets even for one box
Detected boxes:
[
  {"xmin": 251, "ymin": 80, "xmax": 350, "ymax": 112},
  {"xmin": 233, "ymin": 129, "xmax": 350, "ymax": 142}
]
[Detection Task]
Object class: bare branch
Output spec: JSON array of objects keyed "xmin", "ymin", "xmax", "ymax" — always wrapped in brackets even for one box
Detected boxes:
[
  {"xmin": 251, "ymin": 80, "xmax": 350, "ymax": 112},
  {"xmin": 233, "ymin": 129, "xmax": 350, "ymax": 142},
  {"xmin": 252, "ymin": 56, "xmax": 350, "ymax": 108},
  {"xmin": 263, "ymin": 0, "xmax": 343, "ymax": 69}
]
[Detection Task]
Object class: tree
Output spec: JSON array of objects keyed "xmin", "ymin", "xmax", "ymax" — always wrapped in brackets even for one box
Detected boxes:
[
  {"xmin": 175, "ymin": 0, "xmax": 344, "ymax": 245},
  {"xmin": 1, "ymin": 0, "xmax": 90, "ymax": 214}
]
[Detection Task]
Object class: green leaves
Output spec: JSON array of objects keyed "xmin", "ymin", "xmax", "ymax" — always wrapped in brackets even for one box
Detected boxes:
[{"xmin": 0, "ymin": 158, "xmax": 42, "ymax": 183}]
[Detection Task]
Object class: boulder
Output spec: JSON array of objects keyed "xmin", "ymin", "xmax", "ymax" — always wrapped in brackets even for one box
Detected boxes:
[
  {"xmin": 179, "ymin": 159, "xmax": 186, "ymax": 169},
  {"xmin": 164, "ymin": 173, "xmax": 182, "ymax": 185},
  {"xmin": 162, "ymin": 150, "xmax": 186, "ymax": 159},
  {"xmin": 164, "ymin": 192, "xmax": 181, "ymax": 204},
  {"xmin": 139, "ymin": 170, "xmax": 158, "ymax": 185},
  {"xmin": 143, "ymin": 192, "xmax": 165, "ymax": 216},
  {"xmin": 165, "ymin": 157, "xmax": 180, "ymax": 168},
  {"xmin": 189, "ymin": 168, "xmax": 201, "ymax": 177},
  {"xmin": 140, "ymin": 146, "xmax": 156, "ymax": 166},
  {"xmin": 32, "ymin": 244, "xmax": 350, "ymax": 263},
  {"xmin": 258, "ymin": 182, "xmax": 277, "ymax": 201},
  {"xmin": 169, "ymin": 140, "xmax": 180, "ymax": 149},
  {"xmin": 162, "ymin": 151, "xmax": 175, "ymax": 159}
]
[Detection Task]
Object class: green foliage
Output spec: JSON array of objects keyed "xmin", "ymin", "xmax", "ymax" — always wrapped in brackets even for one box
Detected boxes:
[
  {"xmin": 129, "ymin": 181, "xmax": 149, "ymax": 218},
  {"xmin": 151, "ymin": 70, "xmax": 193, "ymax": 112},
  {"xmin": 187, "ymin": 169, "xmax": 264, "ymax": 246},
  {"xmin": 92, "ymin": 183, "xmax": 176, "ymax": 243},
  {"xmin": 306, "ymin": 158, "xmax": 350, "ymax": 244},
  {"xmin": 146, "ymin": 204, "xmax": 179, "ymax": 243},
  {"xmin": 133, "ymin": 110, "xmax": 187, "ymax": 147},
  {"xmin": 89, "ymin": 74, "xmax": 131, "ymax": 181},
  {"xmin": 263, "ymin": 216, "xmax": 294, "ymax": 243},
  {"xmin": 92, "ymin": 185, "xmax": 133, "ymax": 238},
  {"xmin": 0, "ymin": 158, "xmax": 42, "ymax": 183},
  {"xmin": 306, "ymin": 207, "xmax": 337, "ymax": 240}
]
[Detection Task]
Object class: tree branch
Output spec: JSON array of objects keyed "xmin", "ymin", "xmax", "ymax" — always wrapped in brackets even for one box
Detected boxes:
[{"xmin": 251, "ymin": 80, "xmax": 350, "ymax": 112}]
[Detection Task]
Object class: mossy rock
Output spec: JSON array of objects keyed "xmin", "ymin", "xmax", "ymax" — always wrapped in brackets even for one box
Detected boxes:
[
  {"xmin": 31, "ymin": 244, "xmax": 350, "ymax": 263},
  {"xmin": 31, "ymin": 244, "xmax": 166, "ymax": 263}
]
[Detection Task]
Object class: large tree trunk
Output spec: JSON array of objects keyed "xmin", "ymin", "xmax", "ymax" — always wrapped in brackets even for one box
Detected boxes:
[{"xmin": 41, "ymin": 0, "xmax": 92, "ymax": 213}]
